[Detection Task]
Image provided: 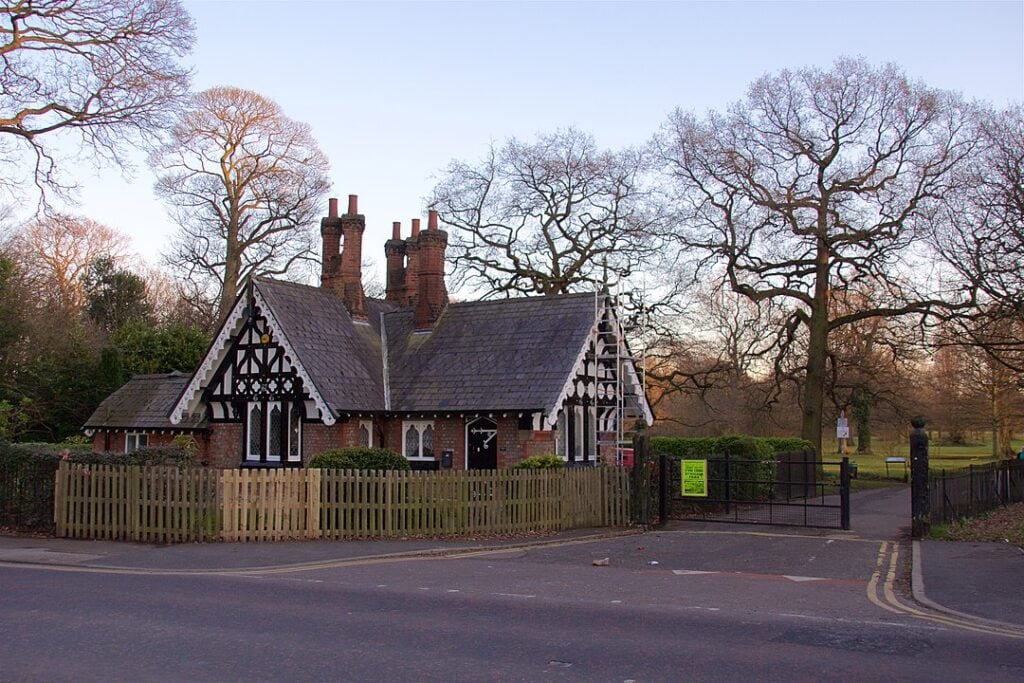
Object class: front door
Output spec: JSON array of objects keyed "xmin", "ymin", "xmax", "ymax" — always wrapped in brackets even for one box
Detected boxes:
[{"xmin": 467, "ymin": 417, "xmax": 498, "ymax": 470}]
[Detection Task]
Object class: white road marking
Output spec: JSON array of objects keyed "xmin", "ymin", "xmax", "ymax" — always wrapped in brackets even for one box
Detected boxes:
[
  {"xmin": 783, "ymin": 575, "xmax": 826, "ymax": 582},
  {"xmin": 672, "ymin": 569, "xmax": 716, "ymax": 576}
]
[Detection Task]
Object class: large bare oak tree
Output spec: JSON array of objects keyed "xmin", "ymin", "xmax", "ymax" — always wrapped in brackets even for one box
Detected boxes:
[
  {"xmin": 431, "ymin": 128, "xmax": 661, "ymax": 297},
  {"xmin": 151, "ymin": 87, "xmax": 331, "ymax": 321},
  {"xmin": 656, "ymin": 58, "xmax": 977, "ymax": 457},
  {"xmin": 0, "ymin": 0, "xmax": 194, "ymax": 205}
]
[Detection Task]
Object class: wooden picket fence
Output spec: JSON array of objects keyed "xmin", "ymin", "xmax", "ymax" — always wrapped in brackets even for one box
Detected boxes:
[{"xmin": 53, "ymin": 463, "xmax": 631, "ymax": 543}]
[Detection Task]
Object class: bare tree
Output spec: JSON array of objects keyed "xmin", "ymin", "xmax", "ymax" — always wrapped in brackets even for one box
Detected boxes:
[
  {"xmin": 932, "ymin": 105, "xmax": 1024, "ymax": 371},
  {"xmin": 656, "ymin": 58, "xmax": 977, "ymax": 457},
  {"xmin": 151, "ymin": 87, "xmax": 331, "ymax": 321},
  {"xmin": 0, "ymin": 0, "xmax": 194, "ymax": 205},
  {"xmin": 431, "ymin": 128, "xmax": 662, "ymax": 298},
  {"xmin": 4, "ymin": 214, "xmax": 131, "ymax": 311}
]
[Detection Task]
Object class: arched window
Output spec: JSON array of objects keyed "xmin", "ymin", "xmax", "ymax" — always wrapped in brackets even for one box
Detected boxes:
[
  {"xmin": 247, "ymin": 404, "xmax": 263, "ymax": 460},
  {"xmin": 403, "ymin": 421, "xmax": 434, "ymax": 460},
  {"xmin": 268, "ymin": 403, "xmax": 283, "ymax": 461}
]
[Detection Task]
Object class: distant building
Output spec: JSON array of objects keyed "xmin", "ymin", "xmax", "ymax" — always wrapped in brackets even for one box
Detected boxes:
[{"xmin": 85, "ymin": 196, "xmax": 651, "ymax": 469}]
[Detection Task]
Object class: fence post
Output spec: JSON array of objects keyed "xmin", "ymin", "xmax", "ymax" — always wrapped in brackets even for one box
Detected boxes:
[
  {"xmin": 308, "ymin": 468, "xmax": 321, "ymax": 539},
  {"xmin": 658, "ymin": 454, "xmax": 669, "ymax": 527},
  {"xmin": 839, "ymin": 457, "xmax": 851, "ymax": 530},
  {"xmin": 631, "ymin": 429, "xmax": 650, "ymax": 525},
  {"xmin": 910, "ymin": 416, "xmax": 930, "ymax": 538},
  {"xmin": 53, "ymin": 461, "xmax": 66, "ymax": 537},
  {"xmin": 724, "ymin": 452, "xmax": 732, "ymax": 515}
]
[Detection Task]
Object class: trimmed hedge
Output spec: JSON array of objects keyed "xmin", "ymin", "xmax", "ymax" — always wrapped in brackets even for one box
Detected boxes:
[
  {"xmin": 509, "ymin": 454, "xmax": 565, "ymax": 470},
  {"xmin": 0, "ymin": 441, "xmax": 196, "ymax": 532},
  {"xmin": 0, "ymin": 441, "xmax": 60, "ymax": 531},
  {"xmin": 308, "ymin": 447, "xmax": 410, "ymax": 471},
  {"xmin": 650, "ymin": 436, "xmax": 792, "ymax": 501}
]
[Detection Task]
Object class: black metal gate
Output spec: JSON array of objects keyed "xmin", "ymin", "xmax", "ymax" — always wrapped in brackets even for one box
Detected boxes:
[{"xmin": 657, "ymin": 450, "xmax": 851, "ymax": 530}]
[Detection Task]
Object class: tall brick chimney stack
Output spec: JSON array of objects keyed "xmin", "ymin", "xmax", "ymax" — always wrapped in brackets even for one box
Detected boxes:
[
  {"xmin": 320, "ymin": 197, "xmax": 342, "ymax": 292},
  {"xmin": 404, "ymin": 218, "xmax": 421, "ymax": 308},
  {"xmin": 414, "ymin": 209, "xmax": 448, "ymax": 331},
  {"xmin": 384, "ymin": 221, "xmax": 407, "ymax": 304},
  {"xmin": 339, "ymin": 194, "xmax": 367, "ymax": 320}
]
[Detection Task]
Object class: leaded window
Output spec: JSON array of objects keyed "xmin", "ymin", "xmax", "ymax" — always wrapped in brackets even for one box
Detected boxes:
[
  {"xmin": 403, "ymin": 421, "xmax": 435, "ymax": 460},
  {"xmin": 248, "ymin": 404, "xmax": 263, "ymax": 460},
  {"xmin": 246, "ymin": 401, "xmax": 302, "ymax": 464}
]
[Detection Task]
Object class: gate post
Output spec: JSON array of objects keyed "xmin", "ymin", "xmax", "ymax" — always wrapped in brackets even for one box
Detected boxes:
[
  {"xmin": 840, "ymin": 456, "xmax": 851, "ymax": 531},
  {"xmin": 630, "ymin": 428, "xmax": 650, "ymax": 525},
  {"xmin": 910, "ymin": 416, "xmax": 930, "ymax": 538},
  {"xmin": 658, "ymin": 454, "xmax": 669, "ymax": 526}
]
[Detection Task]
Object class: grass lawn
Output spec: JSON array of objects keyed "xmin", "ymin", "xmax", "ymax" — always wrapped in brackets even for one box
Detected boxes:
[{"xmin": 819, "ymin": 435, "xmax": 1023, "ymax": 480}]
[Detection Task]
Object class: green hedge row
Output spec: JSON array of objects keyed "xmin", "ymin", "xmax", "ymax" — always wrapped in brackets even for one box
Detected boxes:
[
  {"xmin": 649, "ymin": 436, "xmax": 813, "ymax": 501},
  {"xmin": 308, "ymin": 447, "xmax": 410, "ymax": 471},
  {"xmin": 0, "ymin": 441, "xmax": 61, "ymax": 531},
  {"xmin": 0, "ymin": 441, "xmax": 194, "ymax": 532}
]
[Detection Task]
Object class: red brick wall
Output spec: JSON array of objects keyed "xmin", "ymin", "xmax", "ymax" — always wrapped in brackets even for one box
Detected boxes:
[
  {"xmin": 91, "ymin": 417, "xmax": 560, "ymax": 470},
  {"xmin": 202, "ymin": 423, "xmax": 242, "ymax": 468},
  {"xmin": 377, "ymin": 416, "xmax": 556, "ymax": 470},
  {"xmin": 90, "ymin": 431, "xmax": 188, "ymax": 454}
]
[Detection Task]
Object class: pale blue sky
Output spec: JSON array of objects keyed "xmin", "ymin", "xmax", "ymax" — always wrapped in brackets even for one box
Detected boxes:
[{"xmin": 70, "ymin": 0, "xmax": 1024, "ymax": 281}]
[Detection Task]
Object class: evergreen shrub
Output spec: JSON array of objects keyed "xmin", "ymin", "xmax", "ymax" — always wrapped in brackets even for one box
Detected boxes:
[
  {"xmin": 509, "ymin": 454, "xmax": 565, "ymax": 470},
  {"xmin": 308, "ymin": 447, "xmax": 410, "ymax": 471}
]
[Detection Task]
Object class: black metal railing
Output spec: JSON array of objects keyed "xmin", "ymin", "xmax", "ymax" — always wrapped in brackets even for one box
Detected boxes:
[
  {"xmin": 659, "ymin": 451, "xmax": 850, "ymax": 530},
  {"xmin": 928, "ymin": 458, "xmax": 1024, "ymax": 524}
]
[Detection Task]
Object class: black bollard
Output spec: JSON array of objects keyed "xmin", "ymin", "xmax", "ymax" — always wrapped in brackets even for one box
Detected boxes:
[{"xmin": 909, "ymin": 416, "xmax": 930, "ymax": 538}]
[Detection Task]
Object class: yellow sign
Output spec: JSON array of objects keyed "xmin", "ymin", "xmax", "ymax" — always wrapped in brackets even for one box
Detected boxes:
[{"xmin": 681, "ymin": 459, "xmax": 708, "ymax": 497}]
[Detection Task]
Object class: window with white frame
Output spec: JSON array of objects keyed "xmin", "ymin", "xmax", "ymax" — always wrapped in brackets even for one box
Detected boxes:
[
  {"xmin": 246, "ymin": 400, "xmax": 302, "ymax": 464},
  {"xmin": 125, "ymin": 432, "xmax": 149, "ymax": 453},
  {"xmin": 403, "ymin": 421, "xmax": 434, "ymax": 460},
  {"xmin": 359, "ymin": 420, "xmax": 373, "ymax": 448},
  {"xmin": 556, "ymin": 404, "xmax": 595, "ymax": 462}
]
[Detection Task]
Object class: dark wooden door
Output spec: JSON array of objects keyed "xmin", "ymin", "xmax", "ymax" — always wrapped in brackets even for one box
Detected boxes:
[{"xmin": 467, "ymin": 417, "xmax": 498, "ymax": 470}]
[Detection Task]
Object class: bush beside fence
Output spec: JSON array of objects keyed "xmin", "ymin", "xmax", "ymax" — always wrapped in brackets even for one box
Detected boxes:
[
  {"xmin": 53, "ymin": 463, "xmax": 631, "ymax": 543},
  {"xmin": 0, "ymin": 442, "xmax": 60, "ymax": 531}
]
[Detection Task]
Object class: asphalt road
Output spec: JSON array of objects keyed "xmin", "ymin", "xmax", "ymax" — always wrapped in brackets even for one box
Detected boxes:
[{"xmin": 3, "ymin": 530, "xmax": 1023, "ymax": 682}]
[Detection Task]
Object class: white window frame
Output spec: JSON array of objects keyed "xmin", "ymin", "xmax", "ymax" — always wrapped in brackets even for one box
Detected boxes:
[
  {"xmin": 402, "ymin": 420, "xmax": 435, "ymax": 461},
  {"xmin": 555, "ymin": 404, "xmax": 595, "ymax": 463},
  {"xmin": 125, "ymin": 432, "xmax": 149, "ymax": 454},
  {"xmin": 246, "ymin": 400, "xmax": 302, "ymax": 464}
]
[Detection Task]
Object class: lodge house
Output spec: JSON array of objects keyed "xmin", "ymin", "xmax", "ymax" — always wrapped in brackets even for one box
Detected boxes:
[{"xmin": 84, "ymin": 196, "xmax": 652, "ymax": 469}]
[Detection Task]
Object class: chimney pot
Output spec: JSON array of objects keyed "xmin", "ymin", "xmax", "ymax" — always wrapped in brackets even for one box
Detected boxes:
[
  {"xmin": 328, "ymin": 198, "xmax": 338, "ymax": 218},
  {"xmin": 428, "ymin": 209, "xmax": 438, "ymax": 230},
  {"xmin": 411, "ymin": 218, "xmax": 421, "ymax": 237},
  {"xmin": 347, "ymin": 194, "xmax": 358, "ymax": 215},
  {"xmin": 392, "ymin": 221, "xmax": 402, "ymax": 240}
]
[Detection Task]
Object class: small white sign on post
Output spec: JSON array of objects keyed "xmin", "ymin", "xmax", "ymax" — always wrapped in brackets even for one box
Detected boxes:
[
  {"xmin": 836, "ymin": 414, "xmax": 850, "ymax": 439},
  {"xmin": 836, "ymin": 411, "xmax": 850, "ymax": 455}
]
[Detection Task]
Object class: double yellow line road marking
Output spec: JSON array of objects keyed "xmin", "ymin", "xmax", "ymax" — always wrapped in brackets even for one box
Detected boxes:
[{"xmin": 868, "ymin": 540, "xmax": 1024, "ymax": 639}]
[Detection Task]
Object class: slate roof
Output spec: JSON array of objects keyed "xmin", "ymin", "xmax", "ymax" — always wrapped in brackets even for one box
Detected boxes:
[
  {"xmin": 84, "ymin": 372, "xmax": 204, "ymax": 431},
  {"xmin": 385, "ymin": 293, "xmax": 597, "ymax": 412},
  {"xmin": 93, "ymin": 280, "xmax": 602, "ymax": 432},
  {"xmin": 255, "ymin": 278, "xmax": 395, "ymax": 413}
]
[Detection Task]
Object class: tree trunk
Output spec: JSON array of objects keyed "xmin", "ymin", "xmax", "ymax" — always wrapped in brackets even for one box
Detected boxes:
[
  {"xmin": 800, "ymin": 234, "xmax": 832, "ymax": 463},
  {"xmin": 218, "ymin": 219, "xmax": 242, "ymax": 322},
  {"xmin": 853, "ymin": 387, "xmax": 872, "ymax": 453}
]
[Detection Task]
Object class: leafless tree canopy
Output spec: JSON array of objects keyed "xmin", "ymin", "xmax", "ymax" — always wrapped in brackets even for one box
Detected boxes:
[
  {"xmin": 3, "ymin": 214, "xmax": 131, "ymax": 311},
  {"xmin": 151, "ymin": 86, "xmax": 331, "ymax": 321},
  {"xmin": 656, "ymin": 57, "xmax": 978, "ymax": 456},
  {"xmin": 431, "ymin": 128, "xmax": 662, "ymax": 298},
  {"xmin": 931, "ymin": 106, "xmax": 1024, "ymax": 369},
  {"xmin": 0, "ymin": 0, "xmax": 194, "ymax": 205}
]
